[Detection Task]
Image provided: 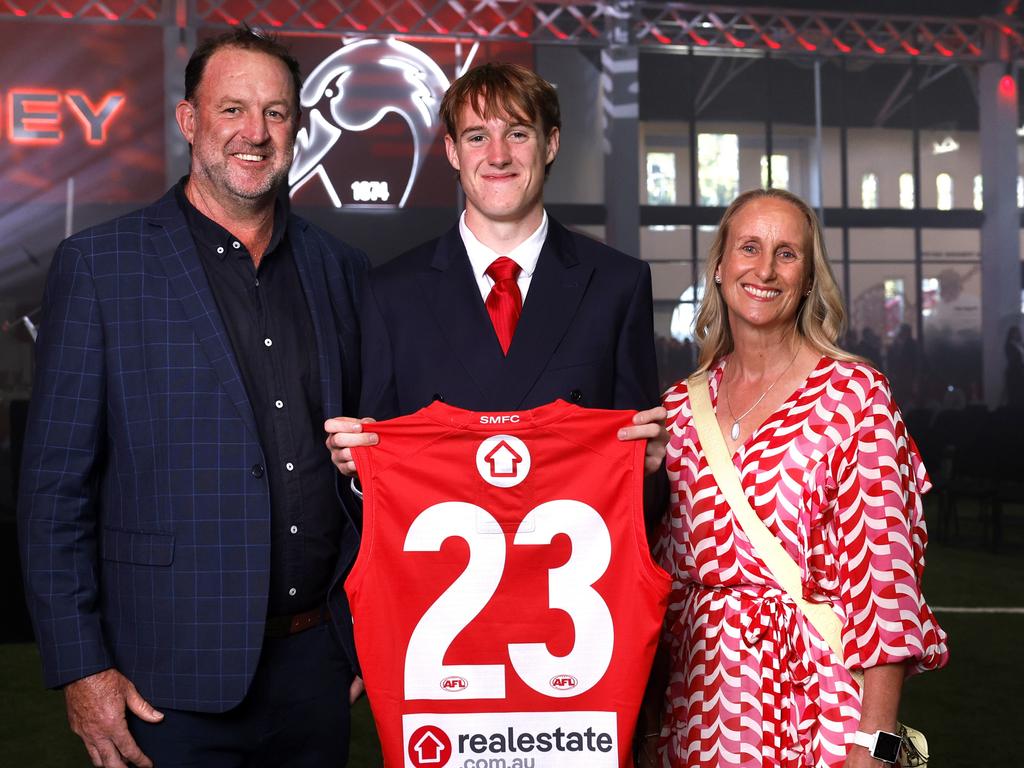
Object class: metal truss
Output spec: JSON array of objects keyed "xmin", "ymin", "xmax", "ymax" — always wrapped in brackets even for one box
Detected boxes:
[
  {"xmin": 0, "ymin": 0, "xmax": 161, "ymax": 22},
  {"xmin": 2, "ymin": 0, "xmax": 1022, "ymax": 63}
]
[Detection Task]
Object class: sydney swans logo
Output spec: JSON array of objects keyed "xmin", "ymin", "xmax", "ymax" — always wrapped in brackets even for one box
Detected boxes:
[{"xmin": 290, "ymin": 39, "xmax": 473, "ymax": 208}]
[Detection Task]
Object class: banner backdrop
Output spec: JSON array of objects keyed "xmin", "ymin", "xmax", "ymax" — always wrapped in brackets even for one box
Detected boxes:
[{"xmin": 0, "ymin": 21, "xmax": 165, "ymax": 205}]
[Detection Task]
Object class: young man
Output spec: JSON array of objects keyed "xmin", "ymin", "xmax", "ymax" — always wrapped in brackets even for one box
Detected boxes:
[
  {"xmin": 327, "ymin": 61, "xmax": 666, "ymax": 474},
  {"xmin": 19, "ymin": 29, "xmax": 366, "ymax": 767}
]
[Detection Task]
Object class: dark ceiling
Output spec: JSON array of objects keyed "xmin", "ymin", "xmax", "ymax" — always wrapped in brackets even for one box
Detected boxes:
[{"xmin": 723, "ymin": 0, "xmax": 1009, "ymax": 18}]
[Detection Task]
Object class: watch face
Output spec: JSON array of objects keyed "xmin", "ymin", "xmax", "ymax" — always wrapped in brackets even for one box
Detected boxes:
[{"xmin": 873, "ymin": 731, "xmax": 903, "ymax": 763}]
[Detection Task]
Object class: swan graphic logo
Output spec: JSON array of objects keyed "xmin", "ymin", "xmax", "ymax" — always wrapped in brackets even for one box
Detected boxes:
[{"xmin": 290, "ymin": 39, "xmax": 465, "ymax": 209}]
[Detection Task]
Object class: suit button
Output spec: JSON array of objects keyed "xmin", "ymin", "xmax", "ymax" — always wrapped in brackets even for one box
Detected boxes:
[
  {"xmin": 569, "ymin": 389, "xmax": 583, "ymax": 402},
  {"xmin": 251, "ymin": 464, "xmax": 265, "ymax": 478},
  {"xmin": 432, "ymin": 392, "xmax": 445, "ymax": 402}
]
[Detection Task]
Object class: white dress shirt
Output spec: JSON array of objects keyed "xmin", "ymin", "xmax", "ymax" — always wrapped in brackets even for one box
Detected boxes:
[{"xmin": 459, "ymin": 210, "xmax": 548, "ymax": 305}]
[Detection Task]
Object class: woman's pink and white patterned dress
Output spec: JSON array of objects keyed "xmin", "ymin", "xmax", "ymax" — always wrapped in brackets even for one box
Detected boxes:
[{"xmin": 656, "ymin": 357, "xmax": 949, "ymax": 768}]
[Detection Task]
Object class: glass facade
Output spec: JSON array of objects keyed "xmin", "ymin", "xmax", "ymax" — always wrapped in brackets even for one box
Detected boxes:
[{"xmin": 637, "ymin": 49, "xmax": 1000, "ymax": 404}]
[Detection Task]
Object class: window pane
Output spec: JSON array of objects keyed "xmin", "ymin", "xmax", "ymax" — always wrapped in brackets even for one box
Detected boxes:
[
  {"xmin": 646, "ymin": 152, "xmax": 677, "ymax": 205},
  {"xmin": 849, "ymin": 228, "xmax": 913, "ymax": 261},
  {"xmin": 760, "ymin": 154, "xmax": 790, "ymax": 190},
  {"xmin": 847, "ymin": 263, "xmax": 916, "ymax": 369},
  {"xmin": 899, "ymin": 172, "xmax": 915, "ymax": 209},
  {"xmin": 842, "ymin": 63, "xmax": 916, "ymax": 209},
  {"xmin": 922, "ymin": 263, "xmax": 982, "ymax": 402},
  {"xmin": 698, "ymin": 133, "xmax": 739, "ymax": 205},
  {"xmin": 642, "ymin": 122, "xmax": 692, "ymax": 206},
  {"xmin": 936, "ymin": 173, "xmax": 953, "ymax": 211},
  {"xmin": 920, "ymin": 129, "xmax": 978, "ymax": 211},
  {"xmin": 861, "ymin": 173, "xmax": 879, "ymax": 209},
  {"xmin": 974, "ymin": 175, "xmax": 983, "ymax": 211}
]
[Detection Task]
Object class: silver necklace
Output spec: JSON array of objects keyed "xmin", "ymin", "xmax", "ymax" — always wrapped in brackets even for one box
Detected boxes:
[{"xmin": 723, "ymin": 345, "xmax": 801, "ymax": 441}]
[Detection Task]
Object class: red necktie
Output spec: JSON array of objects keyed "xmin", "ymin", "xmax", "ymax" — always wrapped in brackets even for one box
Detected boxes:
[{"xmin": 485, "ymin": 257, "xmax": 522, "ymax": 355}]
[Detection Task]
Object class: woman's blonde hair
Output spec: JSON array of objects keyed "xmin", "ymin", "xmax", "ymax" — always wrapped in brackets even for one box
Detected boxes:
[{"xmin": 693, "ymin": 188, "xmax": 860, "ymax": 372}]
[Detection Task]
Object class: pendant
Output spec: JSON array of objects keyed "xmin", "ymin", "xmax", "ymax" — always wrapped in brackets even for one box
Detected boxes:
[{"xmin": 730, "ymin": 421, "xmax": 741, "ymax": 440}]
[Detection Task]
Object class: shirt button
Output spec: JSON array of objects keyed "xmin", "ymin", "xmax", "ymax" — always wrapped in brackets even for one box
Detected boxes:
[
  {"xmin": 288, "ymin": 587, "xmax": 297, "ymax": 596},
  {"xmin": 290, "ymin": 525, "xmax": 298, "ymax": 534},
  {"xmin": 264, "ymin": 338, "xmax": 273, "ymax": 347},
  {"xmin": 285, "ymin": 462, "xmax": 294, "ymax": 471},
  {"xmin": 232, "ymin": 241, "xmax": 241, "ymax": 249},
  {"xmin": 251, "ymin": 464, "xmax": 265, "ymax": 478},
  {"xmin": 254, "ymin": 279, "xmax": 260, "ymax": 287},
  {"xmin": 216, "ymin": 246, "xmax": 225, "ymax": 254},
  {"xmin": 569, "ymin": 389, "xmax": 583, "ymax": 402},
  {"xmin": 275, "ymin": 400, "xmax": 284, "ymax": 409}
]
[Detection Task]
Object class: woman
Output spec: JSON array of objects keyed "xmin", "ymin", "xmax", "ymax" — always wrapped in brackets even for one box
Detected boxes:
[{"xmin": 655, "ymin": 189, "xmax": 948, "ymax": 767}]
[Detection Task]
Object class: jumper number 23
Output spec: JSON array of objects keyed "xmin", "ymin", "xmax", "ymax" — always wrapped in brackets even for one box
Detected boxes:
[{"xmin": 403, "ymin": 499, "xmax": 614, "ymax": 701}]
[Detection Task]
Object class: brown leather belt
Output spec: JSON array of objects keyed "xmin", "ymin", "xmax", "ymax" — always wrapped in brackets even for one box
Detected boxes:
[{"xmin": 264, "ymin": 605, "xmax": 326, "ymax": 638}]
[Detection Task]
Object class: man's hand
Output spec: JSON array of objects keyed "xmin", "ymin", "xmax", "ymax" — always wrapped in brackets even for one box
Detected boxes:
[
  {"xmin": 65, "ymin": 668, "xmax": 163, "ymax": 768},
  {"xmin": 349, "ymin": 675, "xmax": 365, "ymax": 705},
  {"xmin": 617, "ymin": 406, "xmax": 668, "ymax": 475},
  {"xmin": 324, "ymin": 417, "xmax": 379, "ymax": 477}
]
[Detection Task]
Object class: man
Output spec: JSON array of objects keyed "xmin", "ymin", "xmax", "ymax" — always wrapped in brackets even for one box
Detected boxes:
[
  {"xmin": 327, "ymin": 61, "xmax": 666, "ymax": 476},
  {"xmin": 18, "ymin": 28, "xmax": 366, "ymax": 768}
]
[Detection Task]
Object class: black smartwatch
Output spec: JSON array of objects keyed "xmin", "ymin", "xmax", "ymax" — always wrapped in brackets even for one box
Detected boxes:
[{"xmin": 853, "ymin": 729, "xmax": 903, "ymax": 763}]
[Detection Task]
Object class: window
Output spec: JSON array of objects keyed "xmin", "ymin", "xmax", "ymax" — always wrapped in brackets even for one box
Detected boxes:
[
  {"xmin": 760, "ymin": 154, "xmax": 790, "ymax": 190},
  {"xmin": 883, "ymin": 278, "xmax": 905, "ymax": 338},
  {"xmin": 899, "ymin": 173, "xmax": 914, "ymax": 209},
  {"xmin": 671, "ymin": 281, "xmax": 705, "ymax": 342},
  {"xmin": 937, "ymin": 173, "xmax": 953, "ymax": 210},
  {"xmin": 646, "ymin": 152, "xmax": 676, "ymax": 205},
  {"xmin": 697, "ymin": 134, "xmax": 739, "ymax": 206},
  {"xmin": 973, "ymin": 175, "xmax": 982, "ymax": 211},
  {"xmin": 861, "ymin": 173, "xmax": 878, "ymax": 209}
]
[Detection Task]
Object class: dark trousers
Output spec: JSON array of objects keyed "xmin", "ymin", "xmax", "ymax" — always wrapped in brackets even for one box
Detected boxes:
[{"xmin": 129, "ymin": 623, "xmax": 354, "ymax": 767}]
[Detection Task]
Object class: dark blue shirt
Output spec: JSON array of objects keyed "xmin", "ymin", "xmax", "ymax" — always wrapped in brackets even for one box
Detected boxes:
[{"xmin": 176, "ymin": 180, "xmax": 341, "ymax": 616}]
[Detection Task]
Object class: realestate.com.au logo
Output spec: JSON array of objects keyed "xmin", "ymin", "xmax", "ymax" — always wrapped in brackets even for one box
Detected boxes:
[{"xmin": 406, "ymin": 723, "xmax": 615, "ymax": 768}]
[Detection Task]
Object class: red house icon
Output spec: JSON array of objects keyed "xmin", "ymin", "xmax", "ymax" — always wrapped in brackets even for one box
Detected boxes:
[
  {"xmin": 413, "ymin": 728, "xmax": 446, "ymax": 764},
  {"xmin": 484, "ymin": 440, "xmax": 522, "ymax": 477}
]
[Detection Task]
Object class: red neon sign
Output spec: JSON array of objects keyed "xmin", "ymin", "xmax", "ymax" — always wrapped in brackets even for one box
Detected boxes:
[{"xmin": 5, "ymin": 89, "xmax": 125, "ymax": 146}]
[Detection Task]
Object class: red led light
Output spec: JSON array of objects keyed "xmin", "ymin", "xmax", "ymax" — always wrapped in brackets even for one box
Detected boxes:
[{"xmin": 999, "ymin": 74, "xmax": 1017, "ymax": 98}]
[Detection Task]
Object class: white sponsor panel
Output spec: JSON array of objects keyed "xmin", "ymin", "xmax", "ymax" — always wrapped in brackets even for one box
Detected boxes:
[{"xmin": 403, "ymin": 711, "xmax": 618, "ymax": 768}]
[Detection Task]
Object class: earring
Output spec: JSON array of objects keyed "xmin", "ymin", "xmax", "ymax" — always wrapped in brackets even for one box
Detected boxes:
[
  {"xmin": 714, "ymin": 272, "xmax": 722, "ymax": 284},
  {"xmin": 804, "ymin": 288, "xmax": 812, "ymax": 297}
]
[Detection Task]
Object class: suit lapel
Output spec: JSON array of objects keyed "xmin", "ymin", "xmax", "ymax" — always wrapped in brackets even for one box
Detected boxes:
[
  {"xmin": 290, "ymin": 219, "xmax": 343, "ymax": 421},
  {"xmin": 147, "ymin": 191, "xmax": 260, "ymax": 442},
  {"xmin": 419, "ymin": 226, "xmax": 502, "ymax": 399},
  {"xmin": 494, "ymin": 220, "xmax": 593, "ymax": 407}
]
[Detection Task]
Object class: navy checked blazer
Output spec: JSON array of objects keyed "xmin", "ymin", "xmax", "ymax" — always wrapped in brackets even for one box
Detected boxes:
[{"xmin": 17, "ymin": 187, "xmax": 367, "ymax": 713}]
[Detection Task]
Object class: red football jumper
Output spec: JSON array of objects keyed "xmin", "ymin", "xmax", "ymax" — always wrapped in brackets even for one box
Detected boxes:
[{"xmin": 347, "ymin": 400, "xmax": 670, "ymax": 768}]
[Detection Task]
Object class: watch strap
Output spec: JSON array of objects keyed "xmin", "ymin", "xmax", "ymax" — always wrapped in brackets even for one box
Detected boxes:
[{"xmin": 852, "ymin": 730, "xmax": 876, "ymax": 749}]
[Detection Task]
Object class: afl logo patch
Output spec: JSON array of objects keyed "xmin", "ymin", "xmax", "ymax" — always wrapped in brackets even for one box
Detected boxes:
[
  {"xmin": 549, "ymin": 674, "xmax": 578, "ymax": 691},
  {"xmin": 439, "ymin": 676, "xmax": 468, "ymax": 692}
]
